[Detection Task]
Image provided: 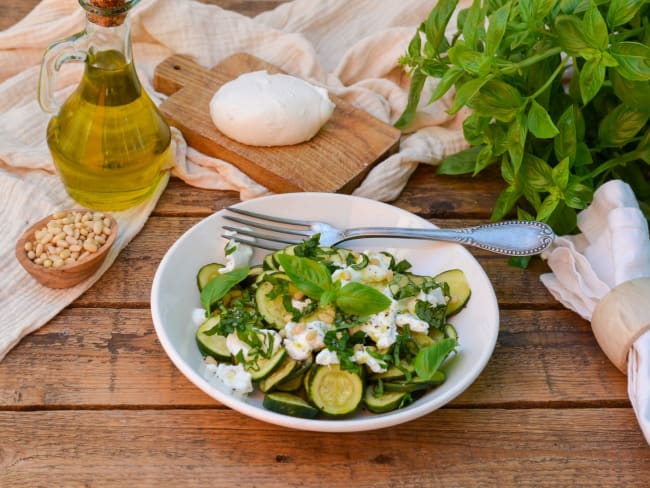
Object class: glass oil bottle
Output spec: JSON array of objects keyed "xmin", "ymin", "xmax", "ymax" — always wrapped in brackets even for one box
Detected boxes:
[{"xmin": 38, "ymin": 0, "xmax": 171, "ymax": 211}]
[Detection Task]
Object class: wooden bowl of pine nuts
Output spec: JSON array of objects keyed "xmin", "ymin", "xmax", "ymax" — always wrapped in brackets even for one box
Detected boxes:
[{"xmin": 15, "ymin": 209, "xmax": 117, "ymax": 289}]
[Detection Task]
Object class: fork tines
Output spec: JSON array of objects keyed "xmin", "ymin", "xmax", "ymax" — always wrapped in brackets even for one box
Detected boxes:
[{"xmin": 222, "ymin": 207, "xmax": 311, "ymax": 251}]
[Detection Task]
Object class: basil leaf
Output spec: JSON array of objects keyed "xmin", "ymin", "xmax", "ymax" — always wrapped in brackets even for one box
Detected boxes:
[
  {"xmin": 611, "ymin": 71, "xmax": 650, "ymax": 111},
  {"xmin": 610, "ymin": 42, "xmax": 650, "ymax": 82},
  {"xmin": 565, "ymin": 181, "xmax": 593, "ymax": 209},
  {"xmin": 429, "ymin": 66, "xmax": 463, "ymax": 103},
  {"xmin": 200, "ymin": 266, "xmax": 249, "ymax": 313},
  {"xmin": 424, "ymin": 0, "xmax": 459, "ymax": 54},
  {"xmin": 486, "ymin": 2, "xmax": 510, "ymax": 57},
  {"xmin": 507, "ymin": 112, "xmax": 527, "ymax": 174},
  {"xmin": 598, "ymin": 105, "xmax": 649, "ymax": 148},
  {"xmin": 462, "ymin": 0, "xmax": 482, "ymax": 50},
  {"xmin": 607, "ymin": 0, "xmax": 646, "ymax": 28},
  {"xmin": 335, "ymin": 282, "xmax": 391, "ymax": 316},
  {"xmin": 554, "ymin": 15, "xmax": 590, "ymax": 55},
  {"xmin": 528, "ymin": 100, "xmax": 559, "ymax": 138},
  {"xmin": 464, "ymin": 113, "xmax": 491, "ymax": 146},
  {"xmin": 276, "ymin": 254, "xmax": 332, "ymax": 301},
  {"xmin": 437, "ymin": 146, "xmax": 482, "ymax": 175},
  {"xmin": 450, "ymin": 76, "xmax": 490, "ymax": 114},
  {"xmin": 582, "ymin": 3, "xmax": 608, "ymax": 51},
  {"xmin": 472, "ymin": 80, "xmax": 523, "ymax": 122},
  {"xmin": 414, "ymin": 338, "xmax": 457, "ymax": 381},
  {"xmin": 475, "ymin": 144, "xmax": 495, "ymax": 174},
  {"xmin": 395, "ymin": 68, "xmax": 427, "ymax": 129},
  {"xmin": 523, "ymin": 153, "xmax": 553, "ymax": 192},
  {"xmin": 406, "ymin": 29, "xmax": 422, "ymax": 59},
  {"xmin": 448, "ymin": 45, "xmax": 485, "ymax": 76},
  {"xmin": 492, "ymin": 184, "xmax": 522, "ymax": 221},
  {"xmin": 552, "ymin": 157, "xmax": 570, "ymax": 191},
  {"xmin": 554, "ymin": 105, "xmax": 578, "ymax": 164},
  {"xmin": 537, "ymin": 192, "xmax": 561, "ymax": 221},
  {"xmin": 579, "ymin": 57, "xmax": 605, "ymax": 105}
]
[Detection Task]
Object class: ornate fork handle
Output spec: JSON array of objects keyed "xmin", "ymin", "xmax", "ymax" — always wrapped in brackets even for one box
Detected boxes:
[{"xmin": 338, "ymin": 220, "xmax": 556, "ymax": 256}]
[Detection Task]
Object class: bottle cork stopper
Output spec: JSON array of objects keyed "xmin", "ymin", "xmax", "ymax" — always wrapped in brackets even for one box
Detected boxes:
[{"xmin": 83, "ymin": 0, "xmax": 133, "ymax": 27}]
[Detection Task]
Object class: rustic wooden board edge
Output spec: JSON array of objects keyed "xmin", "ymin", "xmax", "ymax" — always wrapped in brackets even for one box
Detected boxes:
[{"xmin": 154, "ymin": 53, "xmax": 401, "ymax": 194}]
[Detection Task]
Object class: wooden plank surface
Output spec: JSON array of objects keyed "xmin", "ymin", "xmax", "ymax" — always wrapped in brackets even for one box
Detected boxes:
[
  {"xmin": 1, "ymin": 410, "xmax": 649, "ymax": 487},
  {"xmin": 154, "ymin": 53, "xmax": 400, "ymax": 193},
  {"xmin": 2, "ymin": 1, "xmax": 650, "ymax": 487}
]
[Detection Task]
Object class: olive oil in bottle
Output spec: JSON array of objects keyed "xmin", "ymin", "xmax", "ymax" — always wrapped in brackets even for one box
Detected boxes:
[{"xmin": 39, "ymin": 0, "xmax": 171, "ymax": 211}]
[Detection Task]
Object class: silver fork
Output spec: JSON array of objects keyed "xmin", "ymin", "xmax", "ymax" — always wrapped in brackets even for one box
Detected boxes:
[{"xmin": 222, "ymin": 207, "xmax": 556, "ymax": 256}]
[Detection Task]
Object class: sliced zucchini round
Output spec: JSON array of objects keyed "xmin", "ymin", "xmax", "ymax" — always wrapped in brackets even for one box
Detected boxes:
[
  {"xmin": 255, "ymin": 273, "xmax": 333, "ymax": 329},
  {"xmin": 255, "ymin": 273, "xmax": 292, "ymax": 328},
  {"xmin": 383, "ymin": 371, "xmax": 446, "ymax": 393},
  {"xmin": 195, "ymin": 316, "xmax": 231, "ymax": 361},
  {"xmin": 364, "ymin": 386, "xmax": 411, "ymax": 413},
  {"xmin": 244, "ymin": 346, "xmax": 287, "ymax": 381},
  {"xmin": 196, "ymin": 263, "xmax": 224, "ymax": 291},
  {"xmin": 433, "ymin": 268, "xmax": 471, "ymax": 316},
  {"xmin": 275, "ymin": 373, "xmax": 304, "ymax": 392},
  {"xmin": 258, "ymin": 356, "xmax": 298, "ymax": 393},
  {"xmin": 308, "ymin": 365, "xmax": 364, "ymax": 416},
  {"xmin": 263, "ymin": 392, "xmax": 319, "ymax": 419},
  {"xmin": 444, "ymin": 323, "xmax": 458, "ymax": 340},
  {"xmin": 369, "ymin": 360, "xmax": 414, "ymax": 381},
  {"xmin": 241, "ymin": 265, "xmax": 264, "ymax": 288}
]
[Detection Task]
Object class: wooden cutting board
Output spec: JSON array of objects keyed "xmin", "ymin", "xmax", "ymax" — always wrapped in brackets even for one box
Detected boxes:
[{"xmin": 153, "ymin": 53, "xmax": 401, "ymax": 194}]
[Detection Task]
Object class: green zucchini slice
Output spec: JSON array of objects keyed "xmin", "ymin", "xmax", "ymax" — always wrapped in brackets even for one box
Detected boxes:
[
  {"xmin": 244, "ymin": 346, "xmax": 287, "ymax": 381},
  {"xmin": 196, "ymin": 263, "xmax": 224, "ymax": 291},
  {"xmin": 383, "ymin": 371, "xmax": 446, "ymax": 393},
  {"xmin": 195, "ymin": 316, "xmax": 230, "ymax": 361},
  {"xmin": 263, "ymin": 392, "xmax": 319, "ymax": 419},
  {"xmin": 308, "ymin": 365, "xmax": 364, "ymax": 416},
  {"xmin": 275, "ymin": 373, "xmax": 305, "ymax": 392},
  {"xmin": 255, "ymin": 273, "xmax": 292, "ymax": 328},
  {"xmin": 364, "ymin": 386, "xmax": 411, "ymax": 413},
  {"xmin": 258, "ymin": 357, "xmax": 298, "ymax": 393},
  {"xmin": 433, "ymin": 268, "xmax": 471, "ymax": 316}
]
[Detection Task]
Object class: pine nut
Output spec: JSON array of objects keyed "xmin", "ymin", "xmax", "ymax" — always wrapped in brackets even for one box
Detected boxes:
[{"xmin": 23, "ymin": 210, "xmax": 114, "ymax": 269}]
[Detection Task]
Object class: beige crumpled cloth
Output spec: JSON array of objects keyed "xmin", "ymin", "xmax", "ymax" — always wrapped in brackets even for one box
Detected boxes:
[
  {"xmin": 0, "ymin": 0, "xmax": 470, "ymax": 360},
  {"xmin": 541, "ymin": 180, "xmax": 650, "ymax": 445}
]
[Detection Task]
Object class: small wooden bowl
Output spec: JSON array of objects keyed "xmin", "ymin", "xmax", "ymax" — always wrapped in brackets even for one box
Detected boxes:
[{"xmin": 15, "ymin": 210, "xmax": 118, "ymax": 289}]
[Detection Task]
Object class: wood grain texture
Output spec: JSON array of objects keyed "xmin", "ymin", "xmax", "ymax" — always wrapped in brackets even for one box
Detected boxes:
[
  {"xmin": 0, "ymin": 308, "xmax": 625, "ymax": 407},
  {"xmin": 154, "ymin": 54, "xmax": 400, "ymax": 193},
  {"xmin": 1, "ymin": 409, "xmax": 649, "ymax": 487}
]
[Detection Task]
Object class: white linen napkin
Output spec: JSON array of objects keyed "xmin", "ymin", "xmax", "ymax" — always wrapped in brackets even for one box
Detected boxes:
[
  {"xmin": 541, "ymin": 180, "xmax": 650, "ymax": 444},
  {"xmin": 0, "ymin": 0, "xmax": 472, "ymax": 360}
]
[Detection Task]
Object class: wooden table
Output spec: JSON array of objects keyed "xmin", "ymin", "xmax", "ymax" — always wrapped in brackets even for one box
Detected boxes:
[{"xmin": 1, "ymin": 1, "xmax": 649, "ymax": 486}]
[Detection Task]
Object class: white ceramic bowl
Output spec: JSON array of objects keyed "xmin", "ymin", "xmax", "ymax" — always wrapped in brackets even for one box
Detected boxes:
[{"xmin": 151, "ymin": 193, "xmax": 499, "ymax": 432}]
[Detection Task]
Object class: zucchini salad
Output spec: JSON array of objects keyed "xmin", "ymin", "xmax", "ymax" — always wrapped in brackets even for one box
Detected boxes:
[{"xmin": 193, "ymin": 235, "xmax": 470, "ymax": 419}]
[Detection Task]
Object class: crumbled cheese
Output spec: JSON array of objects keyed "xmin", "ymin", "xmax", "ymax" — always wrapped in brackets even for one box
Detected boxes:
[
  {"xmin": 202, "ymin": 362, "xmax": 253, "ymax": 398},
  {"xmin": 395, "ymin": 313, "xmax": 429, "ymax": 334},
  {"xmin": 418, "ymin": 288, "xmax": 447, "ymax": 306},
  {"xmin": 291, "ymin": 297, "xmax": 312, "ymax": 312},
  {"xmin": 360, "ymin": 300, "xmax": 398, "ymax": 349},
  {"xmin": 220, "ymin": 239, "xmax": 253, "ymax": 274},
  {"xmin": 283, "ymin": 320, "xmax": 331, "ymax": 361},
  {"xmin": 315, "ymin": 348, "xmax": 340, "ymax": 366},
  {"xmin": 226, "ymin": 329, "xmax": 281, "ymax": 359},
  {"xmin": 352, "ymin": 345, "xmax": 387, "ymax": 374}
]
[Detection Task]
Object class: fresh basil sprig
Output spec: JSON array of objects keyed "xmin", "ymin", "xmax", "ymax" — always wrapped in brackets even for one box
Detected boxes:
[
  {"xmin": 276, "ymin": 254, "xmax": 391, "ymax": 316},
  {"xmin": 398, "ymin": 0, "xmax": 650, "ymax": 255},
  {"xmin": 200, "ymin": 266, "xmax": 249, "ymax": 314}
]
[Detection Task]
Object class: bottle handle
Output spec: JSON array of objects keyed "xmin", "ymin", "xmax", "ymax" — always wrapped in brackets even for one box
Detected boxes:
[{"xmin": 38, "ymin": 31, "xmax": 89, "ymax": 114}]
